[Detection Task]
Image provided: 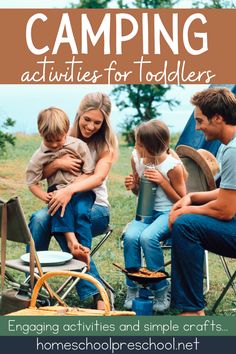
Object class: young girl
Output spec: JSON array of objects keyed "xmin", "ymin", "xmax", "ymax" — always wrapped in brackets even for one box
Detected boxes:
[{"xmin": 123, "ymin": 119, "xmax": 187, "ymax": 312}]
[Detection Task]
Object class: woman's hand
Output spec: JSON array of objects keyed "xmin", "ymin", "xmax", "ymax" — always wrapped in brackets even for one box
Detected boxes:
[
  {"xmin": 144, "ymin": 169, "xmax": 164, "ymax": 185},
  {"xmin": 58, "ymin": 154, "xmax": 82, "ymax": 175},
  {"xmin": 44, "ymin": 154, "xmax": 82, "ymax": 179},
  {"xmin": 48, "ymin": 186, "xmax": 73, "ymax": 217}
]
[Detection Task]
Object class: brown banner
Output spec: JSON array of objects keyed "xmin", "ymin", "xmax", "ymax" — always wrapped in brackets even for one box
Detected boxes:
[{"xmin": 0, "ymin": 9, "xmax": 235, "ymax": 84}]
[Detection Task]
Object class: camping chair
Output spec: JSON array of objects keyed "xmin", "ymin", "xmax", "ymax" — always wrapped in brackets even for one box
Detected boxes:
[
  {"xmin": 176, "ymin": 145, "xmax": 220, "ymax": 294},
  {"xmin": 91, "ymin": 225, "xmax": 113, "ymax": 257},
  {"xmin": 0, "ymin": 197, "xmax": 87, "ymax": 314},
  {"xmin": 211, "ymin": 257, "xmax": 236, "ymax": 313},
  {"xmin": 91, "ymin": 224, "xmax": 115, "ymax": 296}
]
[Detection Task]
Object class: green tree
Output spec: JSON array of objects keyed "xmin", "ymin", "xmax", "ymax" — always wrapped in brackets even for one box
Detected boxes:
[
  {"xmin": 117, "ymin": 0, "xmax": 177, "ymax": 8},
  {"xmin": 193, "ymin": 0, "xmax": 235, "ymax": 7},
  {"xmin": 0, "ymin": 117, "xmax": 16, "ymax": 155},
  {"xmin": 71, "ymin": 0, "xmax": 178, "ymax": 9},
  {"xmin": 70, "ymin": 0, "xmax": 110, "ymax": 8},
  {"xmin": 112, "ymin": 85, "xmax": 179, "ymax": 145}
]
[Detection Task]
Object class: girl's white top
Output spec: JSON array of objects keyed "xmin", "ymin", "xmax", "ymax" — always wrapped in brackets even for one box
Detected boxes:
[
  {"xmin": 90, "ymin": 147, "xmax": 110, "ymax": 208},
  {"xmin": 132, "ymin": 149, "xmax": 182, "ymax": 212}
]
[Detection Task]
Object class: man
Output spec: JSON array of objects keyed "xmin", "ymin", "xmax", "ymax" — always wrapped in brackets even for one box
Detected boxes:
[{"xmin": 169, "ymin": 87, "xmax": 236, "ymax": 316}]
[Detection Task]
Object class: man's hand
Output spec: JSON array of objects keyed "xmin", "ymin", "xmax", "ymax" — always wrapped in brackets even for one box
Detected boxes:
[
  {"xmin": 168, "ymin": 208, "xmax": 185, "ymax": 230},
  {"xmin": 168, "ymin": 195, "xmax": 192, "ymax": 229},
  {"xmin": 48, "ymin": 186, "xmax": 73, "ymax": 217},
  {"xmin": 171, "ymin": 194, "xmax": 192, "ymax": 213}
]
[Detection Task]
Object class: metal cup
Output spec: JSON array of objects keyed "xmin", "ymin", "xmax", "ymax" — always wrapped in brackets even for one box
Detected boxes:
[{"xmin": 136, "ymin": 174, "xmax": 157, "ymax": 222}]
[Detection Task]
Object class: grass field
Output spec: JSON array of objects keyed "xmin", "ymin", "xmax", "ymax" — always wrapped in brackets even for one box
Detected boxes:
[{"xmin": 0, "ymin": 133, "xmax": 236, "ymax": 315}]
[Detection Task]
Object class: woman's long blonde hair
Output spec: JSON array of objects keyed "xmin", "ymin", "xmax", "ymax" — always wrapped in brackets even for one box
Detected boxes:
[{"xmin": 70, "ymin": 92, "xmax": 118, "ymax": 160}]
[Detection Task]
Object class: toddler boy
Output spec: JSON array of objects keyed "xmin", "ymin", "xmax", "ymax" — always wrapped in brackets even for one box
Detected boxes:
[{"xmin": 26, "ymin": 107, "xmax": 95, "ymax": 269}]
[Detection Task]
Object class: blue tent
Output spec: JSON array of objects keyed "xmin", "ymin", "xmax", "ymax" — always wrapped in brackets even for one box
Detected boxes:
[{"xmin": 176, "ymin": 84, "xmax": 236, "ymax": 156}]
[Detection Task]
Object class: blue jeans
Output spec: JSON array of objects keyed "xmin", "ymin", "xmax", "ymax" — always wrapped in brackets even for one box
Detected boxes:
[
  {"xmin": 28, "ymin": 203, "xmax": 110, "ymax": 300},
  {"xmin": 171, "ymin": 214, "xmax": 236, "ymax": 312},
  {"xmin": 123, "ymin": 211, "xmax": 170, "ymax": 290},
  {"xmin": 51, "ymin": 191, "xmax": 95, "ymax": 249}
]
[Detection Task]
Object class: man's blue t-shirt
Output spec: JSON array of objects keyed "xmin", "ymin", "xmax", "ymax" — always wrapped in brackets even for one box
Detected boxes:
[{"xmin": 220, "ymin": 134, "xmax": 236, "ymax": 190}]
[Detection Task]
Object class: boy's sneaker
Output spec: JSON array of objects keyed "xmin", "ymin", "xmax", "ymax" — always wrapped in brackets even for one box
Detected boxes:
[
  {"xmin": 153, "ymin": 284, "xmax": 171, "ymax": 313},
  {"xmin": 123, "ymin": 287, "xmax": 139, "ymax": 310}
]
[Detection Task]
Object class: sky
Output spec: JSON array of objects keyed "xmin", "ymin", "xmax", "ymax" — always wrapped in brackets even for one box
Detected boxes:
[
  {"xmin": 0, "ymin": 1, "xmax": 230, "ymax": 135},
  {"xmin": 0, "ymin": 84, "xmax": 208, "ymax": 134}
]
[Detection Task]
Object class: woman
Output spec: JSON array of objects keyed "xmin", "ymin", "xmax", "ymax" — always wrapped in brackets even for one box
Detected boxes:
[{"xmin": 29, "ymin": 92, "xmax": 118, "ymax": 307}]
